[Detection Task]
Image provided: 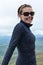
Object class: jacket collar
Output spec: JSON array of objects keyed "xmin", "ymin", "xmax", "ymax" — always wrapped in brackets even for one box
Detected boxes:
[{"xmin": 20, "ymin": 20, "xmax": 33, "ymax": 28}]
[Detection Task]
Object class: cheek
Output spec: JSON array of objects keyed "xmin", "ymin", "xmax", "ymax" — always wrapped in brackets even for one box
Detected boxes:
[
  {"xmin": 31, "ymin": 16, "xmax": 33, "ymax": 20},
  {"xmin": 20, "ymin": 15, "xmax": 24, "ymax": 18},
  {"xmin": 21, "ymin": 16, "xmax": 25, "ymax": 20}
]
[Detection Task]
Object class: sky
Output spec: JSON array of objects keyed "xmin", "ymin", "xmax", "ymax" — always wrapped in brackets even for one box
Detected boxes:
[{"xmin": 0, "ymin": 0, "xmax": 43, "ymax": 36}]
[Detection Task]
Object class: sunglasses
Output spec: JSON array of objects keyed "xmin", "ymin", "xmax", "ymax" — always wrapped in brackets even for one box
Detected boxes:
[{"xmin": 21, "ymin": 11, "xmax": 35, "ymax": 16}]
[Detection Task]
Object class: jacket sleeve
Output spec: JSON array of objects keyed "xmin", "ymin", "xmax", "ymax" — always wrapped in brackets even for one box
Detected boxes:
[{"xmin": 2, "ymin": 23, "xmax": 23, "ymax": 65}]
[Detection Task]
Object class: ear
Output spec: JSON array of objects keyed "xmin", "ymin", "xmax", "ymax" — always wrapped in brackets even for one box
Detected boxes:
[
  {"xmin": 18, "ymin": 14, "xmax": 21, "ymax": 18},
  {"xmin": 18, "ymin": 14, "xmax": 20, "ymax": 17}
]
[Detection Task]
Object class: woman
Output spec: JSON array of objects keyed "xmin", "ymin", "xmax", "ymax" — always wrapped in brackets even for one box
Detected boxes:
[{"xmin": 2, "ymin": 4, "xmax": 36, "ymax": 65}]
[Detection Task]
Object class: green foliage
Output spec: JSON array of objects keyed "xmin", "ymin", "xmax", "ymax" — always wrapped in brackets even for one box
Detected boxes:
[{"xmin": 36, "ymin": 52, "xmax": 43, "ymax": 65}]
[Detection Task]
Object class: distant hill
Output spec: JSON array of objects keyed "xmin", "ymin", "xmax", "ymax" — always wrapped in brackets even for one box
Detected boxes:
[
  {"xmin": 0, "ymin": 32, "xmax": 43, "ymax": 45},
  {"xmin": 0, "ymin": 36, "xmax": 11, "ymax": 45},
  {"xmin": 34, "ymin": 30, "xmax": 43, "ymax": 41},
  {"xmin": 35, "ymin": 34, "xmax": 43, "ymax": 41}
]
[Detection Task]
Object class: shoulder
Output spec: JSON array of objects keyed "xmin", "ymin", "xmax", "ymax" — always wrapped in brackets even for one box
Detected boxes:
[
  {"xmin": 13, "ymin": 22, "xmax": 24, "ymax": 32},
  {"xmin": 15, "ymin": 22, "xmax": 22, "ymax": 28}
]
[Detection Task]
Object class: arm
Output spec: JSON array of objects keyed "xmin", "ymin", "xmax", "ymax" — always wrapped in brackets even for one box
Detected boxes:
[{"xmin": 2, "ymin": 23, "xmax": 23, "ymax": 65}]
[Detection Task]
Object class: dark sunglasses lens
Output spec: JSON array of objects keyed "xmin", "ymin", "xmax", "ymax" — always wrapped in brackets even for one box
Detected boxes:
[
  {"xmin": 30, "ymin": 12, "xmax": 34, "ymax": 16},
  {"xmin": 23, "ymin": 12, "xmax": 35, "ymax": 16},
  {"xmin": 23, "ymin": 12, "xmax": 29, "ymax": 16}
]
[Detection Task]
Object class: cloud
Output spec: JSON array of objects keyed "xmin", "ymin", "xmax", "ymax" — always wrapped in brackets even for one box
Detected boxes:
[
  {"xmin": 34, "ymin": 30, "xmax": 43, "ymax": 35},
  {"xmin": 0, "ymin": 17, "xmax": 18, "ymax": 26}
]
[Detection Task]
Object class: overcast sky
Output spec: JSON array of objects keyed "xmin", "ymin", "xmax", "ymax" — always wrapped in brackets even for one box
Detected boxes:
[{"xmin": 0, "ymin": 0, "xmax": 43, "ymax": 36}]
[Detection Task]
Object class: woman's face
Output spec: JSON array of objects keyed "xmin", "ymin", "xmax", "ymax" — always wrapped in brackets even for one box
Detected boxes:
[{"xmin": 19, "ymin": 7, "xmax": 35, "ymax": 24}]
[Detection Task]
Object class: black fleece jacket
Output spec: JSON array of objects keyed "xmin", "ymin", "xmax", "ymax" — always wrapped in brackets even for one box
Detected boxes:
[{"xmin": 2, "ymin": 20, "xmax": 36, "ymax": 65}]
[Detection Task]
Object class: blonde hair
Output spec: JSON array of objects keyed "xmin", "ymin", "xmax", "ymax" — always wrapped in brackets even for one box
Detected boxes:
[{"xmin": 18, "ymin": 4, "xmax": 32, "ymax": 15}]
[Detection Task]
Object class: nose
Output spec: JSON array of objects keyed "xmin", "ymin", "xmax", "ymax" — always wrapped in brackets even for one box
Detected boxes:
[
  {"xmin": 28, "ymin": 14, "xmax": 31, "ymax": 16},
  {"xmin": 28, "ymin": 14, "xmax": 31, "ymax": 18}
]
